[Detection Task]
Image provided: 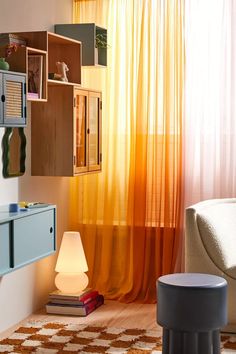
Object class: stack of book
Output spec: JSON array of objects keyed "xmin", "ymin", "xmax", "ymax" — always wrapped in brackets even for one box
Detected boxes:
[
  {"xmin": 0, "ymin": 33, "xmax": 27, "ymax": 46},
  {"xmin": 46, "ymin": 288, "xmax": 104, "ymax": 316}
]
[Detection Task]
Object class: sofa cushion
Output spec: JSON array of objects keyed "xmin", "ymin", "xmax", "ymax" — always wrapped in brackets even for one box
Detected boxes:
[{"xmin": 197, "ymin": 203, "xmax": 236, "ymax": 279}]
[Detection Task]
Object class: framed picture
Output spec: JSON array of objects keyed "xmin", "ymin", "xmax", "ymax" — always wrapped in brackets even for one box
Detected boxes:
[{"xmin": 28, "ymin": 55, "xmax": 43, "ymax": 99}]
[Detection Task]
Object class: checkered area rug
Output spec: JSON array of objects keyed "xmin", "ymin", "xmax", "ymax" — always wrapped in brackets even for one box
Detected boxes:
[{"xmin": 0, "ymin": 321, "xmax": 236, "ymax": 353}]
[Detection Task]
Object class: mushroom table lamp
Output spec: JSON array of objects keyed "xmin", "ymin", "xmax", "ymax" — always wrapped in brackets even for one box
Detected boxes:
[{"xmin": 55, "ymin": 231, "xmax": 88, "ymax": 294}]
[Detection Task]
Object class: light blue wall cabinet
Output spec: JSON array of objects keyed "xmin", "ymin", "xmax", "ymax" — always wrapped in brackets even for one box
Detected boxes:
[
  {"xmin": 0, "ymin": 70, "xmax": 27, "ymax": 127},
  {"xmin": 0, "ymin": 223, "xmax": 11, "ymax": 274},
  {"xmin": 0, "ymin": 205, "xmax": 56, "ymax": 276}
]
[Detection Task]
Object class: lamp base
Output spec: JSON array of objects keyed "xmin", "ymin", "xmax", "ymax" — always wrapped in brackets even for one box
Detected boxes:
[{"xmin": 55, "ymin": 272, "xmax": 89, "ymax": 294}]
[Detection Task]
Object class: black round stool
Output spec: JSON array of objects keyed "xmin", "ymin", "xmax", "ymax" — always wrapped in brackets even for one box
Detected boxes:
[{"xmin": 157, "ymin": 273, "xmax": 227, "ymax": 354}]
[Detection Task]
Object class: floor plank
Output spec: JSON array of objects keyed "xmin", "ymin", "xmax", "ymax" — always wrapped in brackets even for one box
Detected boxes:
[{"xmin": 0, "ymin": 300, "xmax": 161, "ymax": 340}]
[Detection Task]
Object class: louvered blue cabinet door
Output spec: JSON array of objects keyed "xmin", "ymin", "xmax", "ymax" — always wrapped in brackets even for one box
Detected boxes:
[
  {"xmin": 13, "ymin": 210, "xmax": 55, "ymax": 267},
  {"xmin": 0, "ymin": 222, "xmax": 11, "ymax": 273},
  {"xmin": 2, "ymin": 72, "xmax": 26, "ymax": 127}
]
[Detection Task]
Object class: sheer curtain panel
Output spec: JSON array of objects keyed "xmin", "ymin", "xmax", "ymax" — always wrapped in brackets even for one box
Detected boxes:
[{"xmin": 70, "ymin": 0, "xmax": 184, "ymax": 302}]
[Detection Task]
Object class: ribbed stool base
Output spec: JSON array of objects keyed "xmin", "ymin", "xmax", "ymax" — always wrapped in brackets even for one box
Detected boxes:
[{"xmin": 162, "ymin": 328, "xmax": 220, "ymax": 354}]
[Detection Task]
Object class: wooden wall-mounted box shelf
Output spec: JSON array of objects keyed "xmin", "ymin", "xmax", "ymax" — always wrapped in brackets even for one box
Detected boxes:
[
  {"xmin": 0, "ymin": 31, "xmax": 82, "ymax": 101},
  {"xmin": 47, "ymin": 32, "xmax": 82, "ymax": 85},
  {"xmin": 0, "ymin": 46, "xmax": 47, "ymax": 101},
  {"xmin": 0, "ymin": 204, "xmax": 56, "ymax": 276},
  {"xmin": 55, "ymin": 23, "xmax": 107, "ymax": 67}
]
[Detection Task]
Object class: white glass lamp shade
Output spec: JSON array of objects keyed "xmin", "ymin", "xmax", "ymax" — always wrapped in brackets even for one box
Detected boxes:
[{"xmin": 55, "ymin": 231, "xmax": 89, "ymax": 293}]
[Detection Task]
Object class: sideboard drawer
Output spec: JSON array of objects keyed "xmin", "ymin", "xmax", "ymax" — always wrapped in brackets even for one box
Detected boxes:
[{"xmin": 14, "ymin": 209, "xmax": 55, "ymax": 268}]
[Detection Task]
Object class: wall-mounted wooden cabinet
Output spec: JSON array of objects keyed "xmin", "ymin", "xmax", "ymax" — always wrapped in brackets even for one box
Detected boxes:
[
  {"xmin": 31, "ymin": 85, "xmax": 102, "ymax": 176},
  {"xmin": 0, "ymin": 70, "xmax": 26, "ymax": 126},
  {"xmin": 55, "ymin": 23, "xmax": 107, "ymax": 67},
  {"xmin": 0, "ymin": 205, "xmax": 56, "ymax": 276},
  {"xmin": 0, "ymin": 31, "xmax": 82, "ymax": 101}
]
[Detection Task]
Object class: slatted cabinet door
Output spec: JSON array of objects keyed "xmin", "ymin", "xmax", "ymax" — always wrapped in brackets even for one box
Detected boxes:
[{"xmin": 0, "ymin": 70, "xmax": 26, "ymax": 127}]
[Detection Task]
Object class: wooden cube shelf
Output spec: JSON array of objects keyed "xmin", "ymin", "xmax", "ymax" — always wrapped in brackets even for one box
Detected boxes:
[
  {"xmin": 55, "ymin": 23, "xmax": 107, "ymax": 67},
  {"xmin": 47, "ymin": 32, "xmax": 82, "ymax": 85}
]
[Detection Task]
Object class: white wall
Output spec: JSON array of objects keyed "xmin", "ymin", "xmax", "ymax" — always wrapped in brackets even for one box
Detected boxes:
[{"xmin": 0, "ymin": 0, "xmax": 73, "ymax": 333}]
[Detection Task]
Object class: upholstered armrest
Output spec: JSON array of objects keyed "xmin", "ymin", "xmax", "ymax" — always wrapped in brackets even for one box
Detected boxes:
[{"xmin": 195, "ymin": 203, "xmax": 236, "ymax": 279}]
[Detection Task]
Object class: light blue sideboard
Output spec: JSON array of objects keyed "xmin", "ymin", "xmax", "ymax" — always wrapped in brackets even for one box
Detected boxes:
[{"xmin": 0, "ymin": 204, "xmax": 56, "ymax": 275}]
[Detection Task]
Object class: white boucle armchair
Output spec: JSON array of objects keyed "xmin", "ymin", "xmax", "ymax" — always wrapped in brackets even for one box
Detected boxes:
[{"xmin": 185, "ymin": 198, "xmax": 236, "ymax": 333}]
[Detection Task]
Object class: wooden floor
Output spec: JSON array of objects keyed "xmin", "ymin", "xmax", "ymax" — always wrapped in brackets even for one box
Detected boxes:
[{"xmin": 0, "ymin": 300, "xmax": 162, "ymax": 340}]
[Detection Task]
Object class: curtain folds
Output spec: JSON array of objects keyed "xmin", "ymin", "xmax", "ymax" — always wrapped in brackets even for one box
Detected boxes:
[
  {"xmin": 184, "ymin": 0, "xmax": 236, "ymax": 207},
  {"xmin": 70, "ymin": 0, "xmax": 184, "ymax": 302}
]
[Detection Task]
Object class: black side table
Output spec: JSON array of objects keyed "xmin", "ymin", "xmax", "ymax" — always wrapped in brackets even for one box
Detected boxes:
[{"xmin": 157, "ymin": 273, "xmax": 227, "ymax": 354}]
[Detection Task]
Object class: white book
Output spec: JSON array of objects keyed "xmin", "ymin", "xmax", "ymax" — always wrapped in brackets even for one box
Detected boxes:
[
  {"xmin": 46, "ymin": 303, "xmax": 88, "ymax": 316},
  {"xmin": 49, "ymin": 288, "xmax": 92, "ymax": 300}
]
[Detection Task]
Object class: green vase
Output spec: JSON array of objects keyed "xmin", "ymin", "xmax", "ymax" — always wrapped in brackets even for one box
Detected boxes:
[{"xmin": 0, "ymin": 58, "xmax": 9, "ymax": 71}]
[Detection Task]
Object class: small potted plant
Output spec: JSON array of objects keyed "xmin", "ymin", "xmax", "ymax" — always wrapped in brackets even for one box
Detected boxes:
[
  {"xmin": 0, "ymin": 44, "xmax": 18, "ymax": 71},
  {"xmin": 95, "ymin": 33, "xmax": 109, "ymax": 65}
]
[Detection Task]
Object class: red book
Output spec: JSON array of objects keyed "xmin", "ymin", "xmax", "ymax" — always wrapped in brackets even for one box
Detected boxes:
[
  {"xmin": 85, "ymin": 295, "xmax": 104, "ymax": 315},
  {"xmin": 79, "ymin": 290, "xmax": 99, "ymax": 303}
]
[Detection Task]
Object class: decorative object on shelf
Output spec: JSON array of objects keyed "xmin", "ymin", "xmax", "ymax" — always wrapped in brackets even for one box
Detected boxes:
[
  {"xmin": 28, "ymin": 55, "xmax": 43, "ymax": 99},
  {"xmin": 2, "ymin": 127, "xmax": 26, "ymax": 178},
  {"xmin": 95, "ymin": 33, "xmax": 109, "ymax": 67},
  {"xmin": 56, "ymin": 61, "xmax": 69, "ymax": 82},
  {"xmin": 0, "ymin": 43, "xmax": 19, "ymax": 71},
  {"xmin": 55, "ymin": 231, "xmax": 89, "ymax": 294},
  {"xmin": 48, "ymin": 72, "xmax": 64, "ymax": 81},
  {"xmin": 5, "ymin": 44, "xmax": 18, "ymax": 58},
  {"xmin": 0, "ymin": 57, "xmax": 9, "ymax": 71},
  {"xmin": 9, "ymin": 203, "xmax": 19, "ymax": 213},
  {"xmin": 95, "ymin": 33, "xmax": 109, "ymax": 49}
]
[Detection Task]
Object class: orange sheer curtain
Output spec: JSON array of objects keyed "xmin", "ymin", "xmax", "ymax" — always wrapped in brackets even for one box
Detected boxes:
[{"xmin": 70, "ymin": 0, "xmax": 184, "ymax": 302}]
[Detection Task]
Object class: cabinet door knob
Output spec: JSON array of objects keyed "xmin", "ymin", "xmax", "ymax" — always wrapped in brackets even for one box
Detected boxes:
[
  {"xmin": 1, "ymin": 95, "xmax": 5, "ymax": 102},
  {"xmin": 50, "ymin": 227, "xmax": 53, "ymax": 233}
]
